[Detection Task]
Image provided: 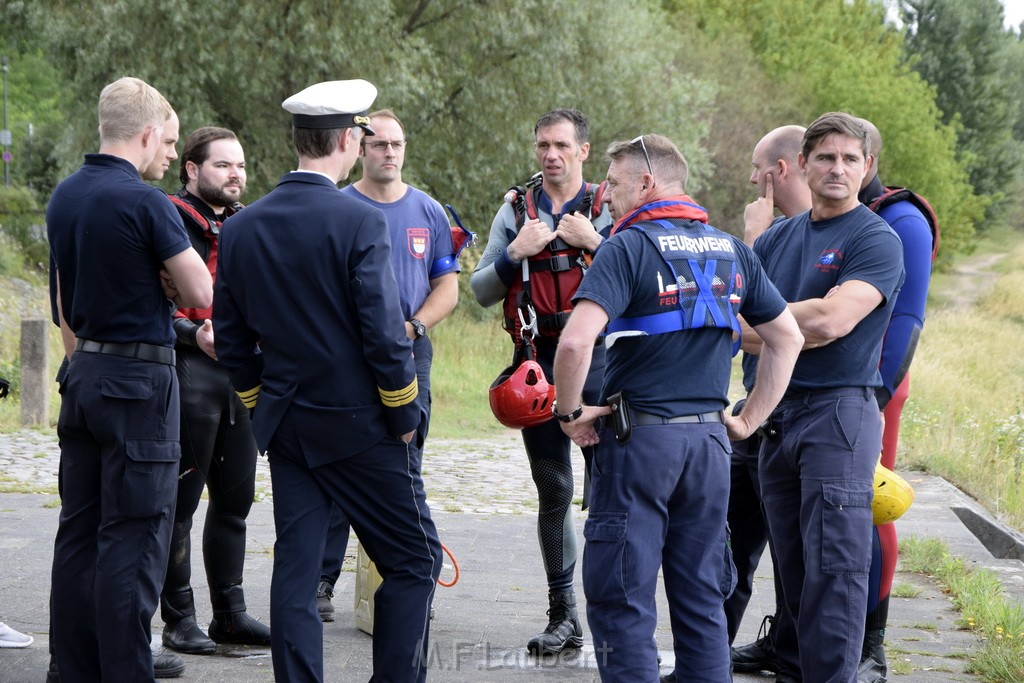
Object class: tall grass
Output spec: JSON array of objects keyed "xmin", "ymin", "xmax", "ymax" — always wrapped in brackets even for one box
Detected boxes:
[
  {"xmin": 428, "ymin": 301, "xmax": 514, "ymax": 439},
  {"xmin": 899, "ymin": 230, "xmax": 1024, "ymax": 531}
]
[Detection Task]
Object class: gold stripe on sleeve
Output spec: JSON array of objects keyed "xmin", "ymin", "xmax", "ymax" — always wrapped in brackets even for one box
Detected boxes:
[
  {"xmin": 236, "ymin": 385, "xmax": 261, "ymax": 409},
  {"xmin": 379, "ymin": 378, "xmax": 419, "ymax": 407}
]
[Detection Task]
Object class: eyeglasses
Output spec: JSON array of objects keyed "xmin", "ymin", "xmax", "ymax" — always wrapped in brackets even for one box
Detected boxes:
[
  {"xmin": 631, "ymin": 135, "xmax": 653, "ymax": 176},
  {"xmin": 365, "ymin": 139, "xmax": 406, "ymax": 151}
]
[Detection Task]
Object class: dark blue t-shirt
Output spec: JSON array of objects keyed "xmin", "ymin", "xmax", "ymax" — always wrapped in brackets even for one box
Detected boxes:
[
  {"xmin": 47, "ymin": 154, "xmax": 191, "ymax": 346},
  {"xmin": 576, "ymin": 219, "xmax": 787, "ymax": 416},
  {"xmin": 752, "ymin": 204, "xmax": 904, "ymax": 390}
]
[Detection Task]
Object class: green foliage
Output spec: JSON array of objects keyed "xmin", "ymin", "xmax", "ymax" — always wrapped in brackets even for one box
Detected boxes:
[
  {"xmin": 18, "ymin": 0, "xmax": 712, "ymax": 239},
  {"xmin": 900, "ymin": 0, "xmax": 1024, "ymax": 226},
  {"xmin": 0, "ymin": 50, "xmax": 66, "ymax": 195},
  {"xmin": 665, "ymin": 0, "xmax": 982, "ymax": 260},
  {"xmin": 0, "ymin": 185, "xmax": 46, "ymax": 271},
  {"xmin": 2, "ymin": 0, "xmax": 1018, "ymax": 259}
]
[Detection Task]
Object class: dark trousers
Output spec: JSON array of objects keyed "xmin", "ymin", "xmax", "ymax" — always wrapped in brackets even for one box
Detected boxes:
[
  {"xmin": 724, "ymin": 430, "xmax": 771, "ymax": 641},
  {"xmin": 268, "ymin": 414, "xmax": 442, "ymax": 683},
  {"xmin": 584, "ymin": 421, "xmax": 733, "ymax": 682},
  {"xmin": 51, "ymin": 353, "xmax": 180, "ymax": 682},
  {"xmin": 166, "ymin": 348, "xmax": 258, "ymax": 594},
  {"xmin": 321, "ymin": 336, "xmax": 433, "ymax": 585},
  {"xmin": 760, "ymin": 387, "xmax": 879, "ymax": 683}
]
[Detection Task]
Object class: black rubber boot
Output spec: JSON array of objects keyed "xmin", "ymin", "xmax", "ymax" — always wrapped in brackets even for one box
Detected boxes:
[
  {"xmin": 317, "ymin": 579, "xmax": 336, "ymax": 623},
  {"xmin": 161, "ymin": 586, "xmax": 217, "ymax": 655},
  {"xmin": 857, "ymin": 629, "xmax": 888, "ymax": 683},
  {"xmin": 731, "ymin": 614, "xmax": 781, "ymax": 673},
  {"xmin": 526, "ymin": 591, "xmax": 584, "ymax": 655},
  {"xmin": 208, "ymin": 585, "xmax": 271, "ymax": 646}
]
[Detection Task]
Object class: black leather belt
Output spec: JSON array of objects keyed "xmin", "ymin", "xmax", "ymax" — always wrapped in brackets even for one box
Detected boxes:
[
  {"xmin": 75, "ymin": 339, "xmax": 176, "ymax": 366},
  {"xmin": 631, "ymin": 409, "xmax": 724, "ymax": 426}
]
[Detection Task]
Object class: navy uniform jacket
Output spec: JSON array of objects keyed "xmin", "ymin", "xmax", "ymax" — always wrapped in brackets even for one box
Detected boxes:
[{"xmin": 213, "ymin": 172, "xmax": 419, "ymax": 466}]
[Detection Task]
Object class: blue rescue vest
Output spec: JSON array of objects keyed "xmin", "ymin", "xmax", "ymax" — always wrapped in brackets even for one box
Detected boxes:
[{"xmin": 605, "ymin": 219, "xmax": 742, "ymax": 355}]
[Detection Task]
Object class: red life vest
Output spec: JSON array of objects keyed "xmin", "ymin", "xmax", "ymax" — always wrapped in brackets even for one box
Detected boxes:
[
  {"xmin": 501, "ymin": 181, "xmax": 606, "ymax": 342},
  {"xmin": 169, "ymin": 194, "xmax": 240, "ymax": 321},
  {"xmin": 868, "ymin": 187, "xmax": 940, "ymax": 263}
]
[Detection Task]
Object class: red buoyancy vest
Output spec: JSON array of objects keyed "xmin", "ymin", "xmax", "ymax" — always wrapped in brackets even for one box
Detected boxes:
[
  {"xmin": 868, "ymin": 187, "xmax": 939, "ymax": 263},
  {"xmin": 169, "ymin": 194, "xmax": 236, "ymax": 321},
  {"xmin": 501, "ymin": 182, "xmax": 606, "ymax": 342}
]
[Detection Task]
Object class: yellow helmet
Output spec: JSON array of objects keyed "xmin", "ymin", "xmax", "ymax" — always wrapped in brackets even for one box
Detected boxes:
[{"xmin": 873, "ymin": 463, "xmax": 915, "ymax": 525}]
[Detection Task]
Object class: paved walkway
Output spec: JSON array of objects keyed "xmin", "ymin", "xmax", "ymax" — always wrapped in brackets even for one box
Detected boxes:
[{"xmin": 2, "ymin": 430, "xmax": 1022, "ymax": 681}]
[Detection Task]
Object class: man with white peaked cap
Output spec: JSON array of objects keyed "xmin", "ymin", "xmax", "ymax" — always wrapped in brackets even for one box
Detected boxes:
[{"xmin": 213, "ymin": 79, "xmax": 442, "ymax": 682}]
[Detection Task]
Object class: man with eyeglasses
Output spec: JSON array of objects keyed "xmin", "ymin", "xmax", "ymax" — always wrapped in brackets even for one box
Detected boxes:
[
  {"xmin": 470, "ymin": 108, "xmax": 612, "ymax": 656},
  {"xmin": 552, "ymin": 133, "xmax": 801, "ymax": 681},
  {"xmin": 314, "ymin": 109, "xmax": 459, "ymax": 621}
]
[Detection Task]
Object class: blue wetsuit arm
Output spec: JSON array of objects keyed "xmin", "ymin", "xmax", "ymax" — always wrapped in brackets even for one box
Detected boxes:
[{"xmin": 876, "ymin": 204, "xmax": 933, "ymax": 406}]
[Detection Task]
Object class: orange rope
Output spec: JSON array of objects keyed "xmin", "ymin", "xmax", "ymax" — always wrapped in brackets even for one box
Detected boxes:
[{"xmin": 437, "ymin": 543, "xmax": 460, "ymax": 587}]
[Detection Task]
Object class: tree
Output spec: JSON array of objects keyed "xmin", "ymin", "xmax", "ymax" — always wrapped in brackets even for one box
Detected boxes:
[
  {"xmin": 665, "ymin": 0, "xmax": 982, "ymax": 261},
  {"xmin": 900, "ymin": 0, "xmax": 1023, "ymax": 223},
  {"xmin": 20, "ymin": 0, "xmax": 712, "ymax": 242}
]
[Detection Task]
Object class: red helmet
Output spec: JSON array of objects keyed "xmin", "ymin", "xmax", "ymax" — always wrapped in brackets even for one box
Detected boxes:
[{"xmin": 488, "ymin": 360, "xmax": 556, "ymax": 429}]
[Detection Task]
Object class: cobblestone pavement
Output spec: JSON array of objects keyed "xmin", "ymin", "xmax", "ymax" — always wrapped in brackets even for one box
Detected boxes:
[{"xmin": 0, "ymin": 428, "xmax": 575, "ymax": 514}]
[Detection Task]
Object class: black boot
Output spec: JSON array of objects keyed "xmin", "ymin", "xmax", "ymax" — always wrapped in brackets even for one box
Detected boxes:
[
  {"xmin": 857, "ymin": 629, "xmax": 887, "ymax": 683},
  {"xmin": 161, "ymin": 586, "xmax": 217, "ymax": 654},
  {"xmin": 527, "ymin": 591, "xmax": 584, "ymax": 655},
  {"xmin": 731, "ymin": 614, "xmax": 781, "ymax": 673},
  {"xmin": 317, "ymin": 579, "xmax": 336, "ymax": 623},
  {"xmin": 208, "ymin": 584, "xmax": 271, "ymax": 646}
]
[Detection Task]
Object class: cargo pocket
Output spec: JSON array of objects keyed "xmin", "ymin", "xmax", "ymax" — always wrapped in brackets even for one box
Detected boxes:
[
  {"xmin": 120, "ymin": 439, "xmax": 180, "ymax": 518},
  {"xmin": 721, "ymin": 533, "xmax": 738, "ymax": 598},
  {"xmin": 582, "ymin": 513, "xmax": 629, "ymax": 603},
  {"xmin": 820, "ymin": 480, "xmax": 873, "ymax": 574}
]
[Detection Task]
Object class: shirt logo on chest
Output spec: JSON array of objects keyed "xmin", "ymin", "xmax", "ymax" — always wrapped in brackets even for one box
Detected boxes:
[
  {"xmin": 407, "ymin": 228, "xmax": 429, "ymax": 259},
  {"xmin": 815, "ymin": 249, "xmax": 843, "ymax": 273}
]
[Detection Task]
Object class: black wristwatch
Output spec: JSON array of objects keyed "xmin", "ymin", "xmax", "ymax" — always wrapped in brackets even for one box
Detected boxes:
[
  {"xmin": 552, "ymin": 401, "xmax": 584, "ymax": 423},
  {"xmin": 409, "ymin": 318, "xmax": 427, "ymax": 340}
]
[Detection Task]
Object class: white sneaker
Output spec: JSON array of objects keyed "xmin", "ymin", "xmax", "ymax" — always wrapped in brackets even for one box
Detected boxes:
[{"xmin": 0, "ymin": 621, "xmax": 33, "ymax": 648}]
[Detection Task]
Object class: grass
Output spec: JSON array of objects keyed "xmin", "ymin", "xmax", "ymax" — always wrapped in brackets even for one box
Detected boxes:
[
  {"xmin": 891, "ymin": 581, "xmax": 922, "ymax": 598},
  {"xmin": 899, "ymin": 227, "xmax": 1024, "ymax": 530},
  {"xmin": 899, "ymin": 536, "xmax": 1024, "ymax": 683},
  {"xmin": 428, "ymin": 304, "xmax": 512, "ymax": 439},
  {"xmin": 0, "ymin": 472, "xmax": 57, "ymax": 494}
]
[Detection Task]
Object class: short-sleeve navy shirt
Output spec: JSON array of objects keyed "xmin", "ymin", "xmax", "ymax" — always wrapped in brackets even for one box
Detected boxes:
[
  {"xmin": 576, "ymin": 220, "xmax": 788, "ymax": 416},
  {"xmin": 47, "ymin": 154, "xmax": 191, "ymax": 346},
  {"xmin": 753, "ymin": 204, "xmax": 905, "ymax": 390}
]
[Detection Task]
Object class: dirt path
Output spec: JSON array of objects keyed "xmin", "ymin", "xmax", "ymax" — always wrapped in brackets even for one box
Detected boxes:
[{"xmin": 931, "ymin": 250, "xmax": 1007, "ymax": 309}]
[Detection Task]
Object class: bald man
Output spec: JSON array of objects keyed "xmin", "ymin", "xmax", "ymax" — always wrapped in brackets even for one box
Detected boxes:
[{"xmin": 727, "ymin": 126, "xmax": 811, "ymax": 676}]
